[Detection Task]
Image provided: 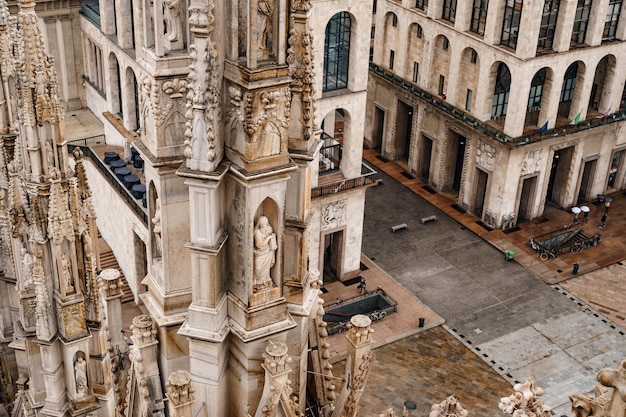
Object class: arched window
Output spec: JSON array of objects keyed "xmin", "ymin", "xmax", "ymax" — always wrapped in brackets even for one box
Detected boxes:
[
  {"xmin": 323, "ymin": 12, "xmax": 351, "ymax": 92},
  {"xmin": 491, "ymin": 63, "xmax": 511, "ymax": 118},
  {"xmin": 560, "ymin": 63, "xmax": 578, "ymax": 102},
  {"xmin": 528, "ymin": 69, "xmax": 546, "ymax": 110}
]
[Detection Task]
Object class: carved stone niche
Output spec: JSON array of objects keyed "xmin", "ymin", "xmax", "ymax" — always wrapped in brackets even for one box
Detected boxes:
[{"xmin": 56, "ymin": 299, "xmax": 88, "ymax": 341}]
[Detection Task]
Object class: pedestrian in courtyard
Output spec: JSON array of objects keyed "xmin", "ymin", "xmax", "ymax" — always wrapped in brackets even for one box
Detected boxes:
[
  {"xmin": 599, "ymin": 213, "xmax": 607, "ymax": 229},
  {"xmin": 357, "ymin": 277, "xmax": 367, "ymax": 294}
]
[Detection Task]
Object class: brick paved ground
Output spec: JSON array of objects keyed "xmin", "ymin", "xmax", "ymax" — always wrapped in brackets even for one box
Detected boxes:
[{"xmin": 333, "ymin": 327, "xmax": 511, "ymax": 417}]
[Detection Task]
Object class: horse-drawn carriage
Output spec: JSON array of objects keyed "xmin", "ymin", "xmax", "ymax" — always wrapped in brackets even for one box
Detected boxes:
[{"xmin": 529, "ymin": 226, "xmax": 601, "ymax": 260}]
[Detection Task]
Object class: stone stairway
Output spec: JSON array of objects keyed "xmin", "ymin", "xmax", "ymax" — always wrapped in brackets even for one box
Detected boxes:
[{"xmin": 98, "ymin": 237, "xmax": 135, "ymax": 304}]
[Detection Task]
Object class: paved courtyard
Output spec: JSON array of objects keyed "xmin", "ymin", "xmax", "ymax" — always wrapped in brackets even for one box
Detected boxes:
[{"xmin": 347, "ymin": 153, "xmax": 626, "ymax": 417}]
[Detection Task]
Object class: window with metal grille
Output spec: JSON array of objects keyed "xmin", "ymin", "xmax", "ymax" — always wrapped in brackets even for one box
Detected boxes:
[
  {"xmin": 500, "ymin": 0, "xmax": 523, "ymax": 49},
  {"xmin": 537, "ymin": 0, "xmax": 560, "ymax": 50},
  {"xmin": 470, "ymin": 0, "xmax": 488, "ymax": 35},
  {"xmin": 413, "ymin": 62, "xmax": 419, "ymax": 82},
  {"xmin": 571, "ymin": 0, "xmax": 592, "ymax": 45},
  {"xmin": 442, "ymin": 0, "xmax": 457, "ymax": 22},
  {"xmin": 323, "ymin": 12, "xmax": 351, "ymax": 92},
  {"xmin": 527, "ymin": 69, "xmax": 546, "ymax": 110},
  {"xmin": 603, "ymin": 0, "xmax": 622, "ymax": 40},
  {"xmin": 491, "ymin": 63, "xmax": 511, "ymax": 117},
  {"xmin": 560, "ymin": 63, "xmax": 578, "ymax": 102}
]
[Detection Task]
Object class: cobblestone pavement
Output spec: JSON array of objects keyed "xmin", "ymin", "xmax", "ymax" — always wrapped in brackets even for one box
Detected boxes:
[
  {"xmin": 333, "ymin": 327, "xmax": 511, "ymax": 417},
  {"xmin": 351, "ymin": 152, "xmax": 626, "ymax": 416}
]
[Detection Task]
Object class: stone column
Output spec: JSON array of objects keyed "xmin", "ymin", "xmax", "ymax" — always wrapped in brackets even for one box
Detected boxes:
[
  {"xmin": 503, "ymin": 72, "xmax": 532, "ymax": 137},
  {"xmin": 254, "ymin": 342, "xmax": 293, "ymax": 417},
  {"xmin": 166, "ymin": 370, "xmax": 195, "ymax": 417},
  {"xmin": 483, "ymin": 0, "xmax": 504, "ymax": 45},
  {"xmin": 585, "ymin": 0, "xmax": 610, "ymax": 46},
  {"xmin": 515, "ymin": 0, "xmax": 541, "ymax": 59},
  {"xmin": 331, "ymin": 315, "xmax": 374, "ymax": 417},
  {"xmin": 553, "ymin": 0, "xmax": 577, "ymax": 52}
]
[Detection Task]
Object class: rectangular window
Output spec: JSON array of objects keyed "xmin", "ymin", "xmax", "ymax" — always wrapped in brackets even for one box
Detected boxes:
[
  {"xmin": 413, "ymin": 62, "xmax": 419, "ymax": 82},
  {"xmin": 417, "ymin": 25, "xmax": 423, "ymax": 38},
  {"xmin": 621, "ymin": 82, "xmax": 626, "ymax": 109},
  {"xmin": 528, "ymin": 84, "xmax": 544, "ymax": 110},
  {"xmin": 571, "ymin": 0, "xmax": 592, "ymax": 45},
  {"xmin": 438, "ymin": 75, "xmax": 445, "ymax": 95},
  {"xmin": 466, "ymin": 89, "xmax": 473, "ymax": 111},
  {"xmin": 471, "ymin": 50, "xmax": 478, "ymax": 63},
  {"xmin": 442, "ymin": 0, "xmax": 457, "ymax": 22},
  {"xmin": 537, "ymin": 0, "xmax": 560, "ymax": 50},
  {"xmin": 560, "ymin": 77, "xmax": 576, "ymax": 102},
  {"xmin": 390, "ymin": 50, "xmax": 395, "ymax": 69},
  {"xmin": 373, "ymin": 0, "xmax": 377, "ymax": 13},
  {"xmin": 369, "ymin": 47, "xmax": 374, "ymax": 62},
  {"xmin": 392, "ymin": 14, "xmax": 398, "ymax": 27},
  {"xmin": 416, "ymin": 0, "xmax": 427, "ymax": 9},
  {"xmin": 491, "ymin": 92, "xmax": 509, "ymax": 117},
  {"xmin": 500, "ymin": 0, "xmax": 523, "ymax": 49},
  {"xmin": 371, "ymin": 27, "xmax": 376, "ymax": 39},
  {"xmin": 470, "ymin": 0, "xmax": 488, "ymax": 35},
  {"xmin": 603, "ymin": 0, "xmax": 622, "ymax": 40},
  {"xmin": 443, "ymin": 38, "xmax": 449, "ymax": 50}
]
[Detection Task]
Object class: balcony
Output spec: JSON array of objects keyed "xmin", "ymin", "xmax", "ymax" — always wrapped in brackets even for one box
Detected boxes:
[
  {"xmin": 312, "ymin": 137, "xmax": 377, "ymax": 199},
  {"xmin": 369, "ymin": 62, "xmax": 626, "ymax": 149}
]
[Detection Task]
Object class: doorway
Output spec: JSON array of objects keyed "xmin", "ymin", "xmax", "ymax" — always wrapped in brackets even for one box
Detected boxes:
[
  {"xmin": 452, "ymin": 135, "xmax": 467, "ymax": 192},
  {"xmin": 577, "ymin": 159, "xmax": 597, "ymax": 204},
  {"xmin": 323, "ymin": 230, "xmax": 344, "ymax": 282},
  {"xmin": 518, "ymin": 176, "xmax": 537, "ymax": 222},
  {"xmin": 373, "ymin": 107, "xmax": 385, "ymax": 153},
  {"xmin": 473, "ymin": 168, "xmax": 488, "ymax": 217},
  {"xmin": 395, "ymin": 101, "xmax": 414, "ymax": 160},
  {"xmin": 418, "ymin": 136, "xmax": 433, "ymax": 181},
  {"xmin": 546, "ymin": 147, "xmax": 574, "ymax": 206}
]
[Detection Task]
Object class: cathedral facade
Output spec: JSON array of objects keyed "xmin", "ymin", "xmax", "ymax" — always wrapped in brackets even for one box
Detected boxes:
[{"xmin": 0, "ymin": 0, "xmax": 375, "ymax": 416}]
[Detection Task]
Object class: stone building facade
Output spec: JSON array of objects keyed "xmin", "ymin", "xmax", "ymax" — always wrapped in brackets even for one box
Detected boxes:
[
  {"xmin": 366, "ymin": 0, "xmax": 626, "ymax": 228},
  {"xmin": 0, "ymin": 0, "xmax": 376, "ymax": 416}
]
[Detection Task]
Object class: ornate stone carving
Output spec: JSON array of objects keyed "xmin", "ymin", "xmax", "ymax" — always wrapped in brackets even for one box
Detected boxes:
[
  {"xmin": 166, "ymin": 370, "xmax": 195, "ymax": 407},
  {"xmin": 521, "ymin": 149, "xmax": 542, "ymax": 176},
  {"xmin": 131, "ymin": 315, "xmax": 157, "ymax": 346},
  {"xmin": 286, "ymin": 19, "xmax": 317, "ymax": 141},
  {"xmin": 33, "ymin": 244, "xmax": 53, "ymax": 340},
  {"xmin": 227, "ymin": 85, "xmax": 245, "ymax": 153},
  {"xmin": 242, "ymin": 87, "xmax": 290, "ymax": 158},
  {"xmin": 188, "ymin": 6, "xmax": 212, "ymax": 30},
  {"xmin": 291, "ymin": 0, "xmax": 312, "ymax": 11},
  {"xmin": 475, "ymin": 141, "xmax": 496, "ymax": 172},
  {"xmin": 597, "ymin": 359, "xmax": 626, "ymax": 417},
  {"xmin": 499, "ymin": 379, "xmax": 551, "ymax": 417},
  {"xmin": 430, "ymin": 396, "xmax": 468, "ymax": 417},
  {"xmin": 321, "ymin": 200, "xmax": 346, "ymax": 231},
  {"xmin": 162, "ymin": 78, "xmax": 188, "ymax": 99},
  {"xmin": 569, "ymin": 384, "xmax": 610, "ymax": 417},
  {"xmin": 253, "ymin": 216, "xmax": 277, "ymax": 292}
]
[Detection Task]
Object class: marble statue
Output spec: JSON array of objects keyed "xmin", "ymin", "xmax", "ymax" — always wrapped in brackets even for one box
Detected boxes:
[
  {"xmin": 61, "ymin": 254, "xmax": 74, "ymax": 292},
  {"xmin": 164, "ymin": 0, "xmax": 182, "ymax": 42},
  {"xmin": 257, "ymin": 0, "xmax": 273, "ymax": 50},
  {"xmin": 152, "ymin": 197, "xmax": 163, "ymax": 258},
  {"xmin": 75, "ymin": 356, "xmax": 87, "ymax": 396},
  {"xmin": 20, "ymin": 248, "xmax": 33, "ymax": 286},
  {"xmin": 253, "ymin": 216, "xmax": 276, "ymax": 289}
]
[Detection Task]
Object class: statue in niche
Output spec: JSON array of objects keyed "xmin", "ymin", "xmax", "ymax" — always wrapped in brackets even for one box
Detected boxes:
[
  {"xmin": 45, "ymin": 140, "xmax": 55, "ymax": 170},
  {"xmin": 257, "ymin": 0, "xmax": 273, "ymax": 51},
  {"xmin": 164, "ymin": 0, "xmax": 183, "ymax": 42},
  {"xmin": 152, "ymin": 197, "xmax": 163, "ymax": 258},
  {"xmin": 75, "ymin": 356, "xmax": 88, "ymax": 396},
  {"xmin": 61, "ymin": 254, "xmax": 74, "ymax": 293},
  {"xmin": 21, "ymin": 248, "xmax": 33, "ymax": 287},
  {"xmin": 253, "ymin": 216, "xmax": 277, "ymax": 290}
]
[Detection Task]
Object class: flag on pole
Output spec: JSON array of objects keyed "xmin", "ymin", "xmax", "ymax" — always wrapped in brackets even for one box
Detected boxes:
[
  {"xmin": 537, "ymin": 121, "xmax": 548, "ymax": 133},
  {"xmin": 569, "ymin": 111, "xmax": 581, "ymax": 125}
]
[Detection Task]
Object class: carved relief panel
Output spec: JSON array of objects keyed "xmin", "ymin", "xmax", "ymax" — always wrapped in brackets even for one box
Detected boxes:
[
  {"xmin": 320, "ymin": 200, "xmax": 346, "ymax": 231},
  {"xmin": 475, "ymin": 141, "xmax": 496, "ymax": 172}
]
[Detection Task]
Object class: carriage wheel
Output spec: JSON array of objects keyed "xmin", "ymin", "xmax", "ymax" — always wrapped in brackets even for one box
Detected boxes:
[
  {"xmin": 571, "ymin": 245, "xmax": 581, "ymax": 254},
  {"xmin": 540, "ymin": 252, "xmax": 549, "ymax": 261}
]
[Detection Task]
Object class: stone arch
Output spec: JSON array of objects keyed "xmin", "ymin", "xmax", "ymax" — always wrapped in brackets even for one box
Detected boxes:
[
  {"xmin": 407, "ymin": 23, "xmax": 425, "ymax": 83},
  {"xmin": 253, "ymin": 198, "xmax": 280, "ymax": 289},
  {"xmin": 429, "ymin": 34, "xmax": 451, "ymax": 97},
  {"xmin": 107, "ymin": 52, "xmax": 123, "ymax": 117},
  {"xmin": 458, "ymin": 47, "xmax": 480, "ymax": 111},
  {"xmin": 488, "ymin": 61, "xmax": 511, "ymax": 121},
  {"xmin": 558, "ymin": 60, "xmax": 586, "ymax": 119},
  {"xmin": 125, "ymin": 67, "xmax": 140, "ymax": 131},
  {"xmin": 589, "ymin": 54, "xmax": 617, "ymax": 114},
  {"xmin": 524, "ymin": 67, "xmax": 555, "ymax": 128},
  {"xmin": 320, "ymin": 108, "xmax": 353, "ymax": 173}
]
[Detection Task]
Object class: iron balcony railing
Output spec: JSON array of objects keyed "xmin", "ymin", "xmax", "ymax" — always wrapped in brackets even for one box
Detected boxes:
[
  {"xmin": 312, "ymin": 160, "xmax": 377, "ymax": 198},
  {"xmin": 68, "ymin": 142, "xmax": 147, "ymax": 224},
  {"xmin": 369, "ymin": 62, "xmax": 626, "ymax": 149},
  {"xmin": 319, "ymin": 133, "xmax": 341, "ymax": 174}
]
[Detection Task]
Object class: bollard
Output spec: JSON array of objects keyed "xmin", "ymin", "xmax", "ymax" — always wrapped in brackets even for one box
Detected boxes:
[
  {"xmin": 418, "ymin": 317, "xmax": 425, "ymax": 328},
  {"xmin": 573, "ymin": 263, "xmax": 580, "ymax": 275}
]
